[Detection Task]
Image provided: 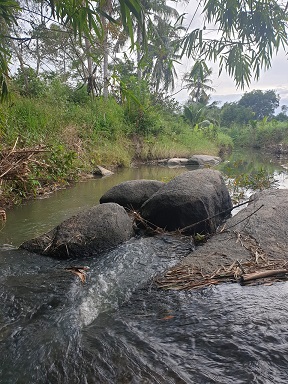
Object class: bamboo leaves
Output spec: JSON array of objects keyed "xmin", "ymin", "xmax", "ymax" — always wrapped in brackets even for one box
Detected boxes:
[
  {"xmin": 182, "ymin": 0, "xmax": 288, "ymax": 88},
  {"xmin": 0, "ymin": 0, "xmax": 19, "ymax": 100}
]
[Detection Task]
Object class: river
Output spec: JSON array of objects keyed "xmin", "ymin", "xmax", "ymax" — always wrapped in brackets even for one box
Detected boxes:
[{"xmin": 1, "ymin": 150, "xmax": 288, "ymax": 383}]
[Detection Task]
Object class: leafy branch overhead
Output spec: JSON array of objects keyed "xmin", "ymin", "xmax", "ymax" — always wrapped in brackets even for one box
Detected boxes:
[
  {"xmin": 1, "ymin": 0, "xmax": 288, "ymax": 100},
  {"xmin": 182, "ymin": 0, "xmax": 288, "ymax": 88}
]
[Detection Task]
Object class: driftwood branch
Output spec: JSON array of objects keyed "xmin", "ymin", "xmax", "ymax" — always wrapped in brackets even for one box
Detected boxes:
[
  {"xmin": 240, "ymin": 269, "xmax": 288, "ymax": 284},
  {"xmin": 223, "ymin": 204, "xmax": 264, "ymax": 231},
  {"xmin": 156, "ymin": 261, "xmax": 288, "ymax": 291}
]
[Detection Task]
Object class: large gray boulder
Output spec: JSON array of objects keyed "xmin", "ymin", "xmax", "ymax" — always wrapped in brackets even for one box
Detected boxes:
[
  {"xmin": 100, "ymin": 179, "xmax": 165, "ymax": 210},
  {"xmin": 20, "ymin": 203, "xmax": 134, "ymax": 259},
  {"xmin": 140, "ymin": 169, "xmax": 232, "ymax": 234}
]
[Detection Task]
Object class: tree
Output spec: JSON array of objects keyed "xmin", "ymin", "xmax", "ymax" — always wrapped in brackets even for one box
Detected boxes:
[
  {"xmin": 135, "ymin": 0, "xmax": 179, "ymax": 82},
  {"xmin": 238, "ymin": 90, "xmax": 280, "ymax": 119},
  {"xmin": 0, "ymin": 0, "xmax": 19, "ymax": 100},
  {"xmin": 275, "ymin": 105, "xmax": 288, "ymax": 122},
  {"xmin": 1, "ymin": 0, "xmax": 288, "ymax": 100},
  {"xmin": 143, "ymin": 16, "xmax": 183, "ymax": 92},
  {"xmin": 220, "ymin": 102, "xmax": 255, "ymax": 127},
  {"xmin": 0, "ymin": 0, "xmax": 145, "ymax": 100},
  {"xmin": 183, "ymin": 60, "xmax": 215, "ymax": 104}
]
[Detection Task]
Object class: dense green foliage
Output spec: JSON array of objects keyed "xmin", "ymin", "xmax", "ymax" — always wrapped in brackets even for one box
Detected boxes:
[
  {"xmin": 0, "ymin": 77, "xmax": 233, "ymax": 206},
  {"xmin": 221, "ymin": 118, "xmax": 288, "ymax": 148},
  {"xmin": 1, "ymin": 1, "xmax": 288, "ymax": 207},
  {"xmin": 217, "ymin": 89, "xmax": 288, "ymax": 148},
  {"xmin": 238, "ymin": 90, "xmax": 280, "ymax": 120},
  {"xmin": 1, "ymin": 0, "xmax": 288, "ymax": 100}
]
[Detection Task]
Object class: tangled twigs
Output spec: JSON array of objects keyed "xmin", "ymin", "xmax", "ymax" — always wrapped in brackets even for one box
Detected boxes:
[
  {"xmin": 0, "ymin": 138, "xmax": 48, "ymax": 181},
  {"xmin": 234, "ymin": 232, "xmax": 267, "ymax": 263},
  {"xmin": 130, "ymin": 200, "xmax": 254, "ymax": 237},
  {"xmin": 155, "ymin": 258, "xmax": 288, "ymax": 291},
  {"xmin": 130, "ymin": 210, "xmax": 165, "ymax": 234}
]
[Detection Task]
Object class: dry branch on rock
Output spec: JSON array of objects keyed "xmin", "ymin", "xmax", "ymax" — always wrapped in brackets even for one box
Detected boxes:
[
  {"xmin": 155, "ymin": 229, "xmax": 288, "ymax": 291},
  {"xmin": 155, "ymin": 258, "xmax": 288, "ymax": 291}
]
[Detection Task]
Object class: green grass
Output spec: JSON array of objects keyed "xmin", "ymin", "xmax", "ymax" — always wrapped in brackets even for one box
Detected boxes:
[{"xmin": 0, "ymin": 90, "xmax": 233, "ymax": 207}]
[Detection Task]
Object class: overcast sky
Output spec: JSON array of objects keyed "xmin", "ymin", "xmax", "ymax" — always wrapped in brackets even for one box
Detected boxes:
[{"xmin": 171, "ymin": 0, "xmax": 288, "ymax": 109}]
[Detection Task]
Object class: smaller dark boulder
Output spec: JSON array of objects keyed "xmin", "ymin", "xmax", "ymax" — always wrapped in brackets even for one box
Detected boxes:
[
  {"xmin": 20, "ymin": 203, "xmax": 134, "ymax": 259},
  {"xmin": 100, "ymin": 179, "xmax": 165, "ymax": 210}
]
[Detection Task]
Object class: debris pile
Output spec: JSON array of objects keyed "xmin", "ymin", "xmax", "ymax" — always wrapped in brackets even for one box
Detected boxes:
[
  {"xmin": 155, "ymin": 259, "xmax": 288, "ymax": 290},
  {"xmin": 0, "ymin": 138, "xmax": 46, "ymax": 182},
  {"xmin": 155, "ymin": 232, "xmax": 288, "ymax": 290}
]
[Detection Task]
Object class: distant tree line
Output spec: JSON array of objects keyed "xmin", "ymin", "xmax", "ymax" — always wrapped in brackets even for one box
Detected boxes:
[
  {"xmin": 220, "ymin": 90, "xmax": 288, "ymax": 127},
  {"xmin": 183, "ymin": 89, "xmax": 288, "ymax": 131}
]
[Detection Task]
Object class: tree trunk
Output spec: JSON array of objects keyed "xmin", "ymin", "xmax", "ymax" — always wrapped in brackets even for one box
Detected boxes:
[
  {"xmin": 103, "ymin": 28, "xmax": 109, "ymax": 99},
  {"xmin": 10, "ymin": 40, "xmax": 29, "ymax": 91},
  {"xmin": 136, "ymin": 23, "xmax": 142, "ymax": 82},
  {"xmin": 101, "ymin": 0, "xmax": 112, "ymax": 99},
  {"xmin": 84, "ymin": 35, "xmax": 94, "ymax": 95}
]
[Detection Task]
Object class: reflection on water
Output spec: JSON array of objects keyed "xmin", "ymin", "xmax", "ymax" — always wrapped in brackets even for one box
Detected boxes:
[
  {"xmin": 1, "ymin": 149, "xmax": 288, "ymax": 383},
  {"xmin": 218, "ymin": 148, "xmax": 287, "ymax": 178},
  {"xmin": 0, "ymin": 165, "xmax": 191, "ymax": 246},
  {"xmin": 1, "ymin": 149, "xmax": 288, "ymax": 247}
]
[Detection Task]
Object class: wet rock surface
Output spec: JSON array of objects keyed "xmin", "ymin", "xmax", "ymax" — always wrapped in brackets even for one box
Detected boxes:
[{"xmin": 20, "ymin": 203, "xmax": 134, "ymax": 259}]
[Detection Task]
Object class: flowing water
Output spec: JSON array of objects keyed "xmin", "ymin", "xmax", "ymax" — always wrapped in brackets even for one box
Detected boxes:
[{"xmin": 1, "ymin": 150, "xmax": 288, "ymax": 383}]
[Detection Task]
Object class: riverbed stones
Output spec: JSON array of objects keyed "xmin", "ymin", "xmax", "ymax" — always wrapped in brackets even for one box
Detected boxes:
[
  {"xmin": 188, "ymin": 155, "xmax": 222, "ymax": 166},
  {"xmin": 99, "ymin": 179, "xmax": 165, "ymax": 210},
  {"xmin": 167, "ymin": 158, "xmax": 190, "ymax": 167},
  {"xmin": 20, "ymin": 203, "xmax": 134, "ymax": 259},
  {"xmin": 165, "ymin": 155, "xmax": 221, "ymax": 168},
  {"xmin": 140, "ymin": 169, "xmax": 232, "ymax": 234}
]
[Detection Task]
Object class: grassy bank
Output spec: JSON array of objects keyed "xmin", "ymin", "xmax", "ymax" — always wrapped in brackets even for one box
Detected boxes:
[{"xmin": 0, "ymin": 88, "xmax": 233, "ymax": 208}]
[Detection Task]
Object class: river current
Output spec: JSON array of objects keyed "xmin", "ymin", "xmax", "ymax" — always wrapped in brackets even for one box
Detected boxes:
[{"xmin": 1, "ymin": 151, "xmax": 288, "ymax": 383}]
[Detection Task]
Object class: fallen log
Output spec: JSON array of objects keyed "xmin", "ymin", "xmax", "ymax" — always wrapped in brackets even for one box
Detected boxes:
[{"xmin": 240, "ymin": 268, "xmax": 288, "ymax": 284}]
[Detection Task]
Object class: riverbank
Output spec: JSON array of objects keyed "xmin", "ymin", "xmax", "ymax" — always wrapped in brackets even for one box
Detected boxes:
[{"xmin": 0, "ymin": 93, "xmax": 233, "ymax": 209}]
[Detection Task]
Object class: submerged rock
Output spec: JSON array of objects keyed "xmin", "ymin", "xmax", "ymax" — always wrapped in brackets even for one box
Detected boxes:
[
  {"xmin": 100, "ymin": 179, "xmax": 164, "ymax": 210},
  {"xmin": 20, "ymin": 203, "xmax": 134, "ymax": 259},
  {"xmin": 140, "ymin": 169, "xmax": 232, "ymax": 234}
]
